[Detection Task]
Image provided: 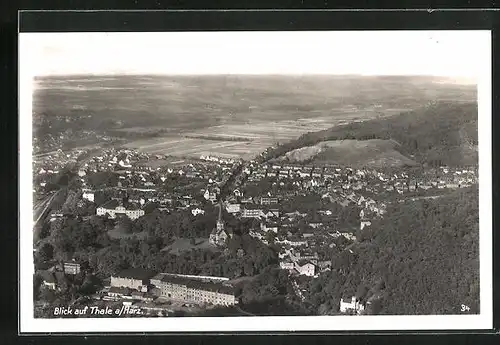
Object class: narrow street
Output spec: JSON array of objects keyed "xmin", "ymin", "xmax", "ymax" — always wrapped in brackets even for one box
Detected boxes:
[{"xmin": 218, "ymin": 162, "xmax": 244, "ymax": 200}]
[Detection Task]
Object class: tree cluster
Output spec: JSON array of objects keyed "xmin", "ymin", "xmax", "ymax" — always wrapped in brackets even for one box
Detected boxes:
[
  {"xmin": 303, "ymin": 185, "xmax": 479, "ymax": 315},
  {"xmin": 238, "ymin": 267, "xmax": 310, "ymax": 316}
]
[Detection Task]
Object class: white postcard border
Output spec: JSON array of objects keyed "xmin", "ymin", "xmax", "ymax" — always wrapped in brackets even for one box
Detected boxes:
[{"xmin": 19, "ymin": 30, "xmax": 493, "ymax": 333}]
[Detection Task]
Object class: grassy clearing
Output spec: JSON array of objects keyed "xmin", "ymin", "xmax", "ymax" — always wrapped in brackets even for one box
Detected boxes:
[
  {"xmin": 281, "ymin": 139, "xmax": 418, "ymax": 168},
  {"xmin": 125, "ymin": 136, "xmax": 272, "ymax": 160}
]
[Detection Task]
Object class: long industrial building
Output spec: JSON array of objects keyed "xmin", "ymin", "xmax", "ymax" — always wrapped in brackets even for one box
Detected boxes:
[{"xmin": 150, "ymin": 273, "xmax": 238, "ymax": 306}]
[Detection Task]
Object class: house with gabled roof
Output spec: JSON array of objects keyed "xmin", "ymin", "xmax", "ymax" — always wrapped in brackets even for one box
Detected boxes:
[
  {"xmin": 263, "ymin": 209, "xmax": 280, "ymax": 219},
  {"xmin": 294, "ymin": 260, "xmax": 316, "ymax": 277}
]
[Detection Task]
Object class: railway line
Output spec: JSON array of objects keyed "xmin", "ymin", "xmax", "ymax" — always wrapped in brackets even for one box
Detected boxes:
[{"xmin": 33, "ymin": 190, "xmax": 61, "ymax": 225}]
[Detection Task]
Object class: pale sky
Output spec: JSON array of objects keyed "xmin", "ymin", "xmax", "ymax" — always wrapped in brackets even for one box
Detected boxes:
[{"xmin": 19, "ymin": 31, "xmax": 490, "ymax": 79}]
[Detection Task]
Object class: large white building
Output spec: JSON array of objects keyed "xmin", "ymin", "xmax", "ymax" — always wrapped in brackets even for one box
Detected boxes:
[
  {"xmin": 110, "ymin": 268, "xmax": 156, "ymax": 292},
  {"xmin": 150, "ymin": 273, "xmax": 237, "ymax": 306},
  {"xmin": 241, "ymin": 208, "xmax": 264, "ymax": 218},
  {"xmin": 96, "ymin": 200, "xmax": 145, "ymax": 220}
]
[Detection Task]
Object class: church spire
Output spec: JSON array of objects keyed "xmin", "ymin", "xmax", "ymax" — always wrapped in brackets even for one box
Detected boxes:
[
  {"xmin": 216, "ymin": 201, "xmax": 224, "ymax": 231},
  {"xmin": 218, "ymin": 200, "xmax": 222, "ymax": 222}
]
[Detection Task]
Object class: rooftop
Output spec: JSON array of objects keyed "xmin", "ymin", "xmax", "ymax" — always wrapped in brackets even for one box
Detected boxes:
[
  {"xmin": 159, "ymin": 275, "xmax": 235, "ymax": 295},
  {"xmin": 114, "ymin": 268, "xmax": 156, "ymax": 281}
]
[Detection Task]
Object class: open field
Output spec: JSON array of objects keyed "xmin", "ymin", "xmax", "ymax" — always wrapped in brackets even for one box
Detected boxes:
[
  {"xmin": 33, "ymin": 75, "xmax": 477, "ymax": 132},
  {"xmin": 123, "ymin": 136, "xmax": 264, "ymax": 160},
  {"xmin": 33, "ymin": 75, "xmax": 477, "ymax": 158},
  {"xmin": 122, "ymin": 109, "xmax": 411, "ymax": 160},
  {"xmin": 279, "ymin": 139, "xmax": 418, "ymax": 168}
]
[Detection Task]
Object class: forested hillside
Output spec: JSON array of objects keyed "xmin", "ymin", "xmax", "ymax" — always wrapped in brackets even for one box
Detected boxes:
[
  {"xmin": 305, "ymin": 185, "xmax": 479, "ymax": 315},
  {"xmin": 264, "ymin": 102, "xmax": 478, "ymax": 167}
]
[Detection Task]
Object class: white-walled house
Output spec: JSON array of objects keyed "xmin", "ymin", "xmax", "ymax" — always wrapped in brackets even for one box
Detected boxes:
[
  {"xmin": 281, "ymin": 259, "xmax": 317, "ymax": 277},
  {"xmin": 225, "ymin": 203, "xmax": 241, "ymax": 214},
  {"xmin": 191, "ymin": 208, "xmax": 205, "ymax": 216},
  {"xmin": 82, "ymin": 191, "xmax": 95, "ymax": 203},
  {"xmin": 339, "ymin": 296, "xmax": 365, "ymax": 314},
  {"xmin": 360, "ymin": 220, "xmax": 372, "ymax": 230},
  {"xmin": 295, "ymin": 262, "xmax": 316, "ymax": 277}
]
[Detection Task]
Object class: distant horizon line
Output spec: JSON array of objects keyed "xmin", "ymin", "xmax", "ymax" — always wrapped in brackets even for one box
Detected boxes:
[
  {"xmin": 33, "ymin": 73, "xmax": 477, "ymax": 82},
  {"xmin": 33, "ymin": 73, "xmax": 470, "ymax": 76}
]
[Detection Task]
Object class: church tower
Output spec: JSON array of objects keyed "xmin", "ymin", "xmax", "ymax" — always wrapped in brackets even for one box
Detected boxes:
[
  {"xmin": 210, "ymin": 201, "xmax": 228, "ymax": 246},
  {"xmin": 216, "ymin": 201, "xmax": 224, "ymax": 231}
]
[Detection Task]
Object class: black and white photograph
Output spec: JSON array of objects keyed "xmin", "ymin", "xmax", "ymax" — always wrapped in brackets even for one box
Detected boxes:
[{"xmin": 19, "ymin": 30, "xmax": 492, "ymax": 332}]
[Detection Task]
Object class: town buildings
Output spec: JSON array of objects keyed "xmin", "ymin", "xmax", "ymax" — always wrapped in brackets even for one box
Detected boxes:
[
  {"xmin": 107, "ymin": 269, "xmax": 237, "ymax": 306},
  {"xmin": 33, "ymin": 143, "xmax": 480, "ymax": 316}
]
